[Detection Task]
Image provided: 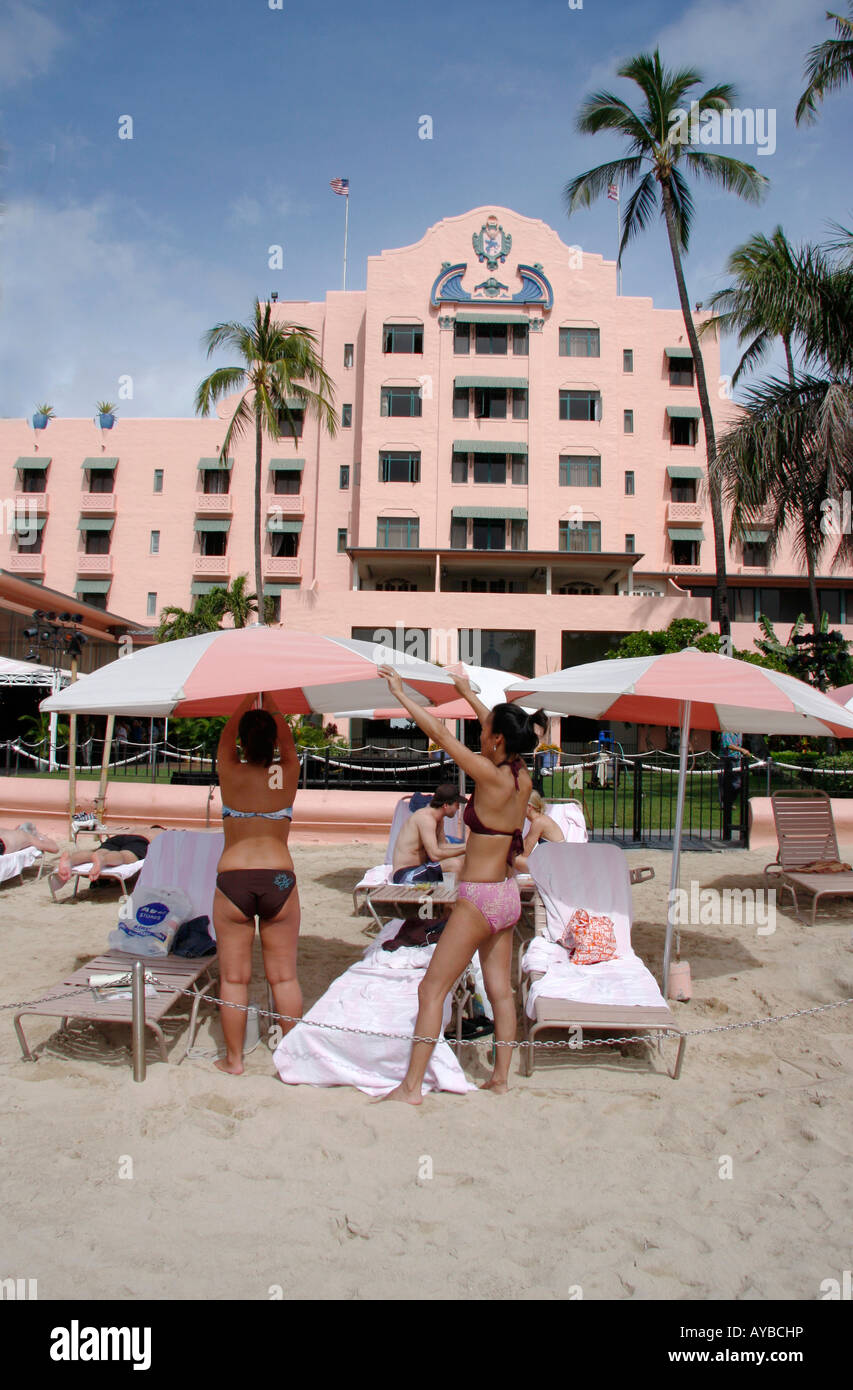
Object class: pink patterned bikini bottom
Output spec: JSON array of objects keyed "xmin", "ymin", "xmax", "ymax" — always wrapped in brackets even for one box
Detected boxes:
[{"xmin": 456, "ymin": 877, "xmax": 521, "ymax": 934}]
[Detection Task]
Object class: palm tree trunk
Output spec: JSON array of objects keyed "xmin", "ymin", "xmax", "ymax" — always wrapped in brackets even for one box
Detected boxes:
[
  {"xmin": 660, "ymin": 179, "xmax": 731, "ymax": 640},
  {"xmin": 254, "ymin": 410, "xmax": 265, "ymax": 626},
  {"xmin": 783, "ymin": 334, "xmax": 822, "ymax": 634}
]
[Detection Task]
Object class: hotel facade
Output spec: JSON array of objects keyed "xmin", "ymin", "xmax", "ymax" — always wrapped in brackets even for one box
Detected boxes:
[{"xmin": 3, "ymin": 206, "xmax": 851, "ymax": 735}]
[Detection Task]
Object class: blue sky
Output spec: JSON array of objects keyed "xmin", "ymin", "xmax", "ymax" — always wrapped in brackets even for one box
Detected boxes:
[{"xmin": 0, "ymin": 0, "xmax": 848, "ymax": 418}]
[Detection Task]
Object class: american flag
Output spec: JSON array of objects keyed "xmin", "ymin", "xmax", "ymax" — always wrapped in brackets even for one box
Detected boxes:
[
  {"xmin": 330, "ymin": 177, "xmax": 349, "ymax": 196},
  {"xmin": 607, "ymin": 183, "xmax": 619, "ymax": 201}
]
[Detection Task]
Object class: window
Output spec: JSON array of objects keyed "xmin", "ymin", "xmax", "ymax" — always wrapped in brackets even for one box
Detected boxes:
[
  {"xmin": 87, "ymin": 468, "xmax": 114, "ymax": 494},
  {"xmin": 671, "ymin": 477, "xmax": 697, "ymax": 502},
  {"xmin": 277, "ymin": 407, "xmax": 304, "ymax": 438},
  {"xmin": 337, "ymin": 528, "xmax": 348, "ymax": 552},
  {"xmin": 453, "ymin": 387, "xmax": 470, "ymax": 419},
  {"xmin": 274, "ymin": 472, "xmax": 300, "ymax": 495},
  {"xmin": 459, "ymin": 629, "xmax": 536, "ymax": 677},
  {"xmin": 625, "ymin": 534, "xmax": 635, "ymax": 553},
  {"xmin": 623, "ymin": 409, "xmax": 634, "ymax": 434},
  {"xmin": 376, "ymin": 517, "xmax": 419, "ymax": 548},
  {"xmin": 266, "ymin": 594, "xmax": 282, "ymax": 622},
  {"xmin": 202, "ymin": 468, "xmax": 229, "ymax": 494},
  {"xmin": 271, "ymin": 530, "xmax": 299, "ymax": 557},
  {"xmin": 339, "ymin": 465, "xmax": 350, "ymax": 490},
  {"xmin": 85, "ymin": 530, "xmax": 110, "ymax": 555},
  {"xmin": 343, "ymin": 343, "xmax": 354, "ymax": 368},
  {"xmin": 16, "ymin": 527, "xmax": 42, "ymax": 554},
  {"xmin": 510, "ymin": 519, "xmax": 528, "ymax": 551},
  {"xmin": 671, "ymin": 538, "xmax": 699, "ymax": 565},
  {"xmin": 472, "ymin": 454, "xmax": 506, "ymax": 484},
  {"xmin": 559, "ymin": 520, "xmax": 601, "ymax": 553},
  {"xmin": 559, "ymin": 327, "xmax": 600, "ymax": 357},
  {"xmin": 450, "ymin": 516, "xmax": 468, "ymax": 549},
  {"xmin": 513, "ymin": 323, "xmax": 529, "ymax": 356},
  {"xmin": 511, "ymin": 456, "xmax": 528, "ymax": 485},
  {"xmin": 150, "ymin": 530, "xmax": 160, "ymax": 555},
  {"xmin": 559, "ymin": 455, "xmax": 601, "ymax": 487},
  {"xmin": 20, "ymin": 469, "xmax": 46, "ymax": 493},
  {"xmin": 77, "ymin": 591, "xmax": 108, "ymax": 611},
  {"xmin": 669, "ymin": 357, "xmax": 694, "ymax": 386},
  {"xmin": 452, "ymin": 452, "xmax": 469, "ymax": 483},
  {"xmin": 474, "ymin": 387, "xmax": 507, "ymax": 420},
  {"xmin": 475, "ymin": 323, "xmax": 508, "ymax": 355},
  {"xmin": 200, "ymin": 530, "xmax": 227, "ymax": 556},
  {"xmin": 625, "ymin": 470, "xmax": 635, "ymax": 495},
  {"xmin": 153, "ymin": 469, "xmax": 163, "ymax": 493},
  {"xmin": 453, "ymin": 322, "xmax": 470, "ymax": 355},
  {"xmin": 472, "ymin": 518, "xmax": 506, "ymax": 550},
  {"xmin": 559, "ymin": 390, "xmax": 600, "ymax": 422},
  {"xmin": 670, "ymin": 417, "xmax": 698, "ymax": 446},
  {"xmin": 512, "ymin": 388, "xmax": 528, "ymax": 421},
  {"xmin": 380, "ymin": 387, "xmax": 421, "ymax": 418},
  {"xmin": 623, "ymin": 349, "xmax": 634, "ymax": 373},
  {"xmin": 382, "ymin": 324, "xmax": 423, "ymax": 354},
  {"xmin": 379, "ymin": 452, "xmax": 420, "ymax": 483},
  {"xmin": 341, "ymin": 404, "xmax": 352, "ymax": 428},
  {"xmin": 147, "ymin": 592, "xmax": 157, "ymax": 618},
  {"xmin": 743, "ymin": 540, "xmax": 769, "ymax": 567}
]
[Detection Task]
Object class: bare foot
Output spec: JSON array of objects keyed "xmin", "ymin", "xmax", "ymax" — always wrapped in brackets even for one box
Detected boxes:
[
  {"xmin": 89, "ymin": 852, "xmax": 102, "ymax": 882},
  {"xmin": 380, "ymin": 1083, "xmax": 423, "ymax": 1106},
  {"xmin": 214, "ymin": 1057, "xmax": 244, "ymax": 1075},
  {"xmin": 480, "ymin": 1078, "xmax": 509, "ymax": 1094},
  {"xmin": 56, "ymin": 853, "xmax": 72, "ymax": 884}
]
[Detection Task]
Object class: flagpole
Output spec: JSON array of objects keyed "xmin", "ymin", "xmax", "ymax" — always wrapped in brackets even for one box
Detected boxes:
[
  {"xmin": 343, "ymin": 192, "xmax": 349, "ymax": 292},
  {"xmin": 616, "ymin": 189, "xmax": 622, "ymax": 296}
]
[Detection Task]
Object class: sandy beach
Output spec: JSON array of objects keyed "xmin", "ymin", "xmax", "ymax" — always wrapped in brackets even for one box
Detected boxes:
[{"xmin": 1, "ymin": 837, "xmax": 852, "ymax": 1302}]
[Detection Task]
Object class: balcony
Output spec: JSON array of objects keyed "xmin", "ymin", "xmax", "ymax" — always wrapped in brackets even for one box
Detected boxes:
[
  {"xmin": 77, "ymin": 554, "xmax": 114, "ymax": 575},
  {"xmin": 196, "ymin": 493, "xmax": 233, "ymax": 514},
  {"xmin": 13, "ymin": 492, "xmax": 49, "ymax": 514},
  {"xmin": 267, "ymin": 494, "xmax": 304, "ymax": 515},
  {"xmin": 80, "ymin": 492, "xmax": 116, "ymax": 513},
  {"xmin": 8, "ymin": 552, "xmax": 45, "ymax": 574},
  {"xmin": 264, "ymin": 556, "xmax": 301, "ymax": 579},
  {"xmin": 666, "ymin": 501, "xmax": 703, "ymax": 524},
  {"xmin": 192, "ymin": 554, "xmax": 230, "ymax": 577},
  {"xmin": 667, "ymin": 563, "xmax": 703, "ymax": 575}
]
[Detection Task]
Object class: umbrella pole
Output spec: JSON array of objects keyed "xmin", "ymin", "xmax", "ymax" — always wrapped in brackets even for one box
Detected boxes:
[
  {"xmin": 663, "ymin": 700, "xmax": 691, "ymax": 991},
  {"xmin": 96, "ymin": 714, "xmax": 115, "ymax": 826}
]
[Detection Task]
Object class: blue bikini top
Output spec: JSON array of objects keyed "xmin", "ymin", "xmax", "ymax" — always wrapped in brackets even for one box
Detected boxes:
[{"xmin": 222, "ymin": 805, "xmax": 293, "ymax": 820}]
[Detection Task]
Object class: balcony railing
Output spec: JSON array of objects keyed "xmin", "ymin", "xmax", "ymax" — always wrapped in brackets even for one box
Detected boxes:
[
  {"xmin": 13, "ymin": 492, "xmax": 49, "ymax": 513},
  {"xmin": 667, "ymin": 562, "xmax": 703, "ymax": 574},
  {"xmin": 195, "ymin": 493, "xmax": 233, "ymax": 513},
  {"xmin": 80, "ymin": 492, "xmax": 116, "ymax": 512},
  {"xmin": 77, "ymin": 554, "xmax": 113, "ymax": 575},
  {"xmin": 666, "ymin": 501, "xmax": 703, "ymax": 524},
  {"xmin": 192, "ymin": 554, "xmax": 230, "ymax": 576},
  {"xmin": 267, "ymin": 494, "xmax": 304, "ymax": 514},
  {"xmin": 8, "ymin": 552, "xmax": 45, "ymax": 573},
  {"xmin": 264, "ymin": 556, "xmax": 301, "ymax": 578}
]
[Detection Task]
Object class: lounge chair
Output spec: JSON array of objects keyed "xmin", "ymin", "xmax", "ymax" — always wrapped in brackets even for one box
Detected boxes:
[
  {"xmin": 519, "ymin": 842, "xmax": 684, "ymax": 1079},
  {"xmin": 764, "ymin": 789, "xmax": 853, "ymax": 925},
  {"xmin": 50, "ymin": 857, "xmax": 145, "ymax": 902},
  {"xmin": 544, "ymin": 799, "xmax": 588, "ymax": 843},
  {"xmin": 0, "ymin": 846, "xmax": 43, "ymax": 886},
  {"xmin": 352, "ymin": 792, "xmax": 464, "ymax": 912}
]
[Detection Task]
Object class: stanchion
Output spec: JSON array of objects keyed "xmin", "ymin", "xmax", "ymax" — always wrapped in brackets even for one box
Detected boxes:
[{"xmin": 132, "ymin": 960, "xmax": 146, "ymax": 1082}]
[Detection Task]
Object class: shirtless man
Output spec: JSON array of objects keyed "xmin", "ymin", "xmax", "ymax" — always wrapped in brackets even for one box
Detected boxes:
[
  {"xmin": 49, "ymin": 828, "xmax": 164, "ymax": 898},
  {"xmin": 391, "ymin": 783, "xmax": 467, "ymax": 884},
  {"xmin": 0, "ymin": 823, "xmax": 60, "ymax": 856}
]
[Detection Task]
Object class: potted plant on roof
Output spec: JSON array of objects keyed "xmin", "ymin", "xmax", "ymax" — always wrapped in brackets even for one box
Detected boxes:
[
  {"xmin": 32, "ymin": 403, "xmax": 54, "ymax": 430},
  {"xmin": 96, "ymin": 401, "xmax": 117, "ymax": 429}
]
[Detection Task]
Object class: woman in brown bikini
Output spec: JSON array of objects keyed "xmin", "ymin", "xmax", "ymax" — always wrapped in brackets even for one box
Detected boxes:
[
  {"xmin": 214, "ymin": 692, "xmax": 301, "ymax": 1075},
  {"xmin": 379, "ymin": 665, "xmax": 544, "ymax": 1103}
]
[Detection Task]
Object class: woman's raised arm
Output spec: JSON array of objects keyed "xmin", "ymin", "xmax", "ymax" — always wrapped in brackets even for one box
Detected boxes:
[{"xmin": 379, "ymin": 665, "xmax": 502, "ymax": 786}]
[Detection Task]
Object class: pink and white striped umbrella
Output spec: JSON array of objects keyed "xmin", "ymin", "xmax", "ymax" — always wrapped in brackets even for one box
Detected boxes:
[
  {"xmin": 338, "ymin": 662, "xmax": 532, "ymax": 722},
  {"xmin": 829, "ymin": 684, "xmax": 853, "ymax": 712},
  {"xmin": 41, "ymin": 628, "xmax": 466, "ymax": 718}
]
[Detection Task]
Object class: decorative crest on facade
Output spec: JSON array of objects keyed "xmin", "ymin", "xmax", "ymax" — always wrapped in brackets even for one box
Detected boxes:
[{"xmin": 472, "ymin": 215, "xmax": 512, "ymax": 270}]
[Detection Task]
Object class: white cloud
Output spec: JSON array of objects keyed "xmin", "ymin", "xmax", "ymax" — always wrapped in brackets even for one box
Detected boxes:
[
  {"xmin": 0, "ymin": 1, "xmax": 67, "ymax": 88},
  {"xmin": 652, "ymin": 0, "xmax": 823, "ymax": 102}
]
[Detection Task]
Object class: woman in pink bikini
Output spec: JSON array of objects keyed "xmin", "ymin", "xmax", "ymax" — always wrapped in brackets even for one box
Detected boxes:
[{"xmin": 379, "ymin": 665, "xmax": 544, "ymax": 1103}]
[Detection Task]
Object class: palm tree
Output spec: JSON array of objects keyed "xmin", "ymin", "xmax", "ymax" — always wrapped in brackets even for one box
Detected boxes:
[
  {"xmin": 564, "ymin": 49, "xmax": 768, "ymax": 638},
  {"xmin": 155, "ymin": 575, "xmax": 274, "ymax": 641},
  {"xmin": 195, "ymin": 300, "xmax": 337, "ymax": 623},
  {"xmin": 796, "ymin": 3, "xmax": 853, "ymax": 124}
]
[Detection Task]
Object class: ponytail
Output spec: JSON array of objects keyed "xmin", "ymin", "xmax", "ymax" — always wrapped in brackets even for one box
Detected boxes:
[{"xmin": 489, "ymin": 703, "xmax": 548, "ymax": 757}]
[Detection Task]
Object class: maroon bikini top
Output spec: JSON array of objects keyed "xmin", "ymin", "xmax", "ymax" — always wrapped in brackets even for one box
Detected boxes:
[{"xmin": 463, "ymin": 757, "xmax": 525, "ymax": 865}]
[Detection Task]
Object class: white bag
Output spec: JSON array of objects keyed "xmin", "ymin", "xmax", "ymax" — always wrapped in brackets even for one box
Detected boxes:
[{"xmin": 109, "ymin": 886, "xmax": 195, "ymax": 956}]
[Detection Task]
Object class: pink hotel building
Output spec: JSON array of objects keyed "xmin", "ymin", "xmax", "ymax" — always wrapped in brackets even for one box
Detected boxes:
[{"xmin": 3, "ymin": 206, "xmax": 852, "ymax": 734}]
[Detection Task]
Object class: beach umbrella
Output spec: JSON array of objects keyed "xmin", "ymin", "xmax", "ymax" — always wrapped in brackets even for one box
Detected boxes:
[
  {"xmin": 40, "ymin": 628, "xmax": 467, "ymax": 718},
  {"xmin": 829, "ymin": 684, "xmax": 853, "ymax": 710},
  {"xmin": 505, "ymin": 649, "xmax": 853, "ymax": 988},
  {"xmin": 336, "ymin": 662, "xmax": 531, "ymax": 722}
]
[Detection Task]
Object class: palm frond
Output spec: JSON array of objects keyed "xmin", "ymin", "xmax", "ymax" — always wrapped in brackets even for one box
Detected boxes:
[
  {"xmin": 796, "ymin": 3, "xmax": 853, "ymax": 123},
  {"xmin": 563, "ymin": 157, "xmax": 645, "ymax": 212},
  {"xmin": 682, "ymin": 151, "xmax": 767, "ymax": 203}
]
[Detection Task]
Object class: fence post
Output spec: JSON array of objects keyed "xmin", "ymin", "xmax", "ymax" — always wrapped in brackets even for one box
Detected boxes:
[
  {"xmin": 632, "ymin": 755, "xmax": 643, "ymax": 842},
  {"xmin": 324, "ymin": 746, "xmax": 329, "ymax": 790},
  {"xmin": 766, "ymin": 754, "xmax": 771, "ymax": 799},
  {"xmin": 739, "ymin": 754, "xmax": 749, "ymax": 847},
  {"xmin": 721, "ymin": 759, "xmax": 733, "ymax": 841}
]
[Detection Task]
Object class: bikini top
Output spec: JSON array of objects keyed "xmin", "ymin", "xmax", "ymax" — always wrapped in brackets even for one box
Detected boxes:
[
  {"xmin": 222, "ymin": 805, "xmax": 293, "ymax": 821},
  {"xmin": 463, "ymin": 757, "xmax": 525, "ymax": 864}
]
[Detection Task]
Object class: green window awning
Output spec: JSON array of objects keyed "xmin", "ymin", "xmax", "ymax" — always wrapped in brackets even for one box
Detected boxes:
[
  {"xmin": 78, "ymin": 517, "xmax": 114, "ymax": 531},
  {"xmin": 283, "ymin": 396, "xmax": 306, "ymax": 409},
  {"xmin": 197, "ymin": 456, "xmax": 233, "ymax": 471},
  {"xmin": 454, "ymin": 376, "xmax": 528, "ymax": 390},
  {"xmin": 667, "ymin": 464, "xmax": 703, "ymax": 479},
  {"xmin": 191, "ymin": 581, "xmax": 228, "ymax": 595},
  {"xmin": 451, "ymin": 506, "xmax": 528, "ymax": 521},
  {"xmin": 453, "ymin": 439, "xmax": 528, "ymax": 455},
  {"xmin": 73, "ymin": 579, "xmax": 111, "ymax": 593},
  {"xmin": 13, "ymin": 515, "xmax": 46, "ymax": 532},
  {"xmin": 82, "ymin": 457, "xmax": 118, "ymax": 469},
  {"xmin": 194, "ymin": 518, "xmax": 231, "ymax": 533},
  {"xmin": 665, "ymin": 346, "xmax": 693, "ymax": 359},
  {"xmin": 267, "ymin": 518, "xmax": 303, "ymax": 534},
  {"xmin": 453, "ymin": 312, "xmax": 529, "ymax": 323},
  {"xmin": 263, "ymin": 582, "xmax": 300, "ymax": 595},
  {"xmin": 15, "ymin": 457, "xmax": 50, "ymax": 470},
  {"xmin": 269, "ymin": 458, "xmax": 305, "ymax": 472},
  {"xmin": 667, "ymin": 405, "xmax": 701, "ymax": 419},
  {"xmin": 743, "ymin": 529, "xmax": 770, "ymax": 543},
  {"xmin": 668, "ymin": 526, "xmax": 705, "ymax": 540}
]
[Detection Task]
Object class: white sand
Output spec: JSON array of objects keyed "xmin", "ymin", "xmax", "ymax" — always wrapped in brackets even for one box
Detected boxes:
[{"xmin": 1, "ymin": 839, "xmax": 852, "ymax": 1301}]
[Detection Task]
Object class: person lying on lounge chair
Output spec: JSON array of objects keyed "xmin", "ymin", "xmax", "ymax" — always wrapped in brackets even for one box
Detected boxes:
[
  {"xmin": 514, "ymin": 792, "xmax": 565, "ymax": 874},
  {"xmin": 391, "ymin": 783, "xmax": 467, "ymax": 884},
  {"xmin": 49, "ymin": 831, "xmax": 161, "ymax": 894},
  {"xmin": 0, "ymin": 823, "xmax": 60, "ymax": 856}
]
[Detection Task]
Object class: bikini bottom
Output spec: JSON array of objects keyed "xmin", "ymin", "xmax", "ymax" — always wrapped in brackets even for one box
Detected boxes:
[
  {"xmin": 216, "ymin": 868, "xmax": 297, "ymax": 922},
  {"xmin": 456, "ymin": 878, "xmax": 521, "ymax": 934}
]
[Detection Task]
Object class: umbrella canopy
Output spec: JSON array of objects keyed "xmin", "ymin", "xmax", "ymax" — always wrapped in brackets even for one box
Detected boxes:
[
  {"xmin": 0, "ymin": 656, "xmax": 71, "ymax": 687},
  {"xmin": 40, "ymin": 629, "xmax": 467, "ymax": 718},
  {"xmin": 829, "ymin": 684, "xmax": 853, "ymax": 710},
  {"xmin": 506, "ymin": 649, "xmax": 853, "ymax": 988},
  {"xmin": 340, "ymin": 662, "xmax": 557, "ymax": 721}
]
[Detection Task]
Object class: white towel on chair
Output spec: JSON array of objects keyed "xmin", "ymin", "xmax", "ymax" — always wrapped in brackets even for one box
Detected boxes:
[{"xmin": 0, "ymin": 847, "xmax": 41, "ymax": 884}]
